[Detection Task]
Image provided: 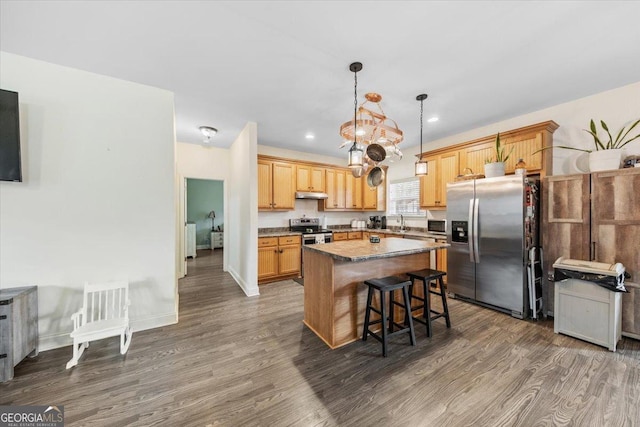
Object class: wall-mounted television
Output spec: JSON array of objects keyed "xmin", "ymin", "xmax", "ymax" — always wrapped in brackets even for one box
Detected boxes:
[{"xmin": 0, "ymin": 89, "xmax": 23, "ymax": 182}]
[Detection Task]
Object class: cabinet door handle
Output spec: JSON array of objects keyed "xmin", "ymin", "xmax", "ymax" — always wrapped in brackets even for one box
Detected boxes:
[{"xmin": 592, "ymin": 242, "xmax": 597, "ymax": 261}]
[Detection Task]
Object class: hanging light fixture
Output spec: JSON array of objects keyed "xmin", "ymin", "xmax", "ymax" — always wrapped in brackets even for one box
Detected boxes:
[
  {"xmin": 347, "ymin": 62, "xmax": 364, "ymax": 169},
  {"xmin": 340, "ymin": 62, "xmax": 404, "ymax": 173},
  {"xmin": 415, "ymin": 94, "xmax": 429, "ymax": 176}
]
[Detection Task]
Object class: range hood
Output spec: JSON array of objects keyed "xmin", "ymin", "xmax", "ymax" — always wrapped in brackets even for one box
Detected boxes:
[{"xmin": 295, "ymin": 191, "xmax": 328, "ymax": 200}]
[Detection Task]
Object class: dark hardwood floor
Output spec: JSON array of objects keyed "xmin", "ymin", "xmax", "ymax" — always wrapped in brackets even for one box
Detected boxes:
[{"xmin": 2, "ymin": 249, "xmax": 639, "ymax": 426}]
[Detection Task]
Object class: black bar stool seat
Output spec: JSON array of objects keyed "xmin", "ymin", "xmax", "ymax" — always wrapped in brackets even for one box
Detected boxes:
[
  {"xmin": 406, "ymin": 268, "xmax": 451, "ymax": 337},
  {"xmin": 362, "ymin": 276, "xmax": 416, "ymax": 357}
]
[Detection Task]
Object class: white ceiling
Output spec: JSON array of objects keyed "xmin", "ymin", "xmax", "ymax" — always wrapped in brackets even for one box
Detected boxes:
[{"xmin": 2, "ymin": 1, "xmax": 639, "ymax": 158}]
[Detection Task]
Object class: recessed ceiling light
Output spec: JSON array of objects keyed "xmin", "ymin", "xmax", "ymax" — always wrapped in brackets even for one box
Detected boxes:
[
  {"xmin": 305, "ymin": 133, "xmax": 315, "ymax": 140},
  {"xmin": 427, "ymin": 117, "xmax": 439, "ymax": 123}
]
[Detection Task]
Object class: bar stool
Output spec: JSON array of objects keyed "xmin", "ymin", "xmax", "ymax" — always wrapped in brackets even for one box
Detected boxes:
[
  {"xmin": 406, "ymin": 269, "xmax": 451, "ymax": 337},
  {"xmin": 362, "ymin": 276, "xmax": 416, "ymax": 357}
]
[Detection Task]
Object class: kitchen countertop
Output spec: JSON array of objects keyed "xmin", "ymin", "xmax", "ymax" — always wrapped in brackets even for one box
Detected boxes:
[
  {"xmin": 303, "ymin": 237, "xmax": 449, "ymax": 262},
  {"xmin": 258, "ymin": 228, "xmax": 448, "ymax": 240},
  {"xmin": 258, "ymin": 231, "xmax": 301, "ymax": 238},
  {"xmin": 332, "ymin": 228, "xmax": 447, "ymax": 240}
]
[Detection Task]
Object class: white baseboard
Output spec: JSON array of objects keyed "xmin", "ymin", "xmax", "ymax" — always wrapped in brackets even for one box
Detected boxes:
[
  {"xmin": 228, "ymin": 266, "xmax": 259, "ymax": 297},
  {"xmin": 37, "ymin": 312, "xmax": 178, "ymax": 352}
]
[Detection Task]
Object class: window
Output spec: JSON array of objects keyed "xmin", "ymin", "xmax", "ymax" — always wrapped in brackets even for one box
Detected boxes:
[{"xmin": 387, "ymin": 177, "xmax": 425, "ymax": 216}]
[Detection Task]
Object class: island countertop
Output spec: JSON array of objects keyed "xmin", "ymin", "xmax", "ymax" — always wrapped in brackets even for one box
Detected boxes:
[{"xmin": 303, "ymin": 237, "xmax": 449, "ymax": 262}]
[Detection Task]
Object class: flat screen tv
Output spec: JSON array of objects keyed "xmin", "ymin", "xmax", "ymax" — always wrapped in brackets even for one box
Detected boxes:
[{"xmin": 0, "ymin": 89, "xmax": 23, "ymax": 182}]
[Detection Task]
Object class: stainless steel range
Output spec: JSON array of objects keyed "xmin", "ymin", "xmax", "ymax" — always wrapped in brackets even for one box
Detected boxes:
[
  {"xmin": 290, "ymin": 218, "xmax": 332, "ymax": 279},
  {"xmin": 289, "ymin": 218, "xmax": 333, "ymax": 245}
]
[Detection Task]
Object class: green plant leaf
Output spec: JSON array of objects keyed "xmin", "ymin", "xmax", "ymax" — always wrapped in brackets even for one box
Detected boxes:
[
  {"xmin": 531, "ymin": 145, "xmax": 592, "ymax": 155},
  {"xmin": 615, "ymin": 119, "xmax": 640, "ymax": 148},
  {"xmin": 584, "ymin": 128, "xmax": 605, "ymax": 151},
  {"xmin": 601, "ymin": 120, "xmax": 614, "ymax": 149},
  {"xmin": 617, "ymin": 133, "xmax": 640, "ymax": 149}
]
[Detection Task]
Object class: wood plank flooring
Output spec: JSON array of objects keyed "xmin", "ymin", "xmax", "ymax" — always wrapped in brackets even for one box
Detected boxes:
[{"xmin": 2, "ymin": 249, "xmax": 639, "ymax": 426}]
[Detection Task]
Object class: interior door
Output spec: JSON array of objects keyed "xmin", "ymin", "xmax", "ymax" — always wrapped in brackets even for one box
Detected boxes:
[{"xmin": 475, "ymin": 175, "xmax": 525, "ymax": 315}]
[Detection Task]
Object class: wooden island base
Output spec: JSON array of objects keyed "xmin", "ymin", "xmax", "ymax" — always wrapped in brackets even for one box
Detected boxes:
[{"xmin": 303, "ymin": 247, "xmax": 435, "ymax": 349}]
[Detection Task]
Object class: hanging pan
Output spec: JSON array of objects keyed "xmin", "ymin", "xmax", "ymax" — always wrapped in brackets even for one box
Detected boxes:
[
  {"xmin": 366, "ymin": 143, "xmax": 386, "ymax": 163},
  {"xmin": 367, "ymin": 166, "xmax": 385, "ymax": 188}
]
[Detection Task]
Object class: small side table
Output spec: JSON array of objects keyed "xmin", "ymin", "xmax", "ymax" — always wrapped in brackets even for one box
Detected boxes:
[
  {"xmin": 211, "ymin": 231, "xmax": 224, "ymax": 250},
  {"xmin": 1, "ymin": 286, "xmax": 38, "ymax": 382}
]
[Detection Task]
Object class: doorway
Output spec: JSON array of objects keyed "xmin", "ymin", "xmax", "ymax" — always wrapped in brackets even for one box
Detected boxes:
[{"xmin": 180, "ymin": 177, "xmax": 226, "ymax": 277}]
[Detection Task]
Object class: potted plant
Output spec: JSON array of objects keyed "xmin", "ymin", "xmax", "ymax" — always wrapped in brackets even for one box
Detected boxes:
[
  {"xmin": 484, "ymin": 132, "xmax": 514, "ymax": 178},
  {"xmin": 534, "ymin": 118, "xmax": 640, "ymax": 172}
]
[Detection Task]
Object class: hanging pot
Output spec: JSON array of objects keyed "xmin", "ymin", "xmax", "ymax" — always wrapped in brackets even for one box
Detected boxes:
[
  {"xmin": 367, "ymin": 166, "xmax": 385, "ymax": 188},
  {"xmin": 366, "ymin": 143, "xmax": 386, "ymax": 163},
  {"xmin": 351, "ymin": 166, "xmax": 365, "ymax": 178}
]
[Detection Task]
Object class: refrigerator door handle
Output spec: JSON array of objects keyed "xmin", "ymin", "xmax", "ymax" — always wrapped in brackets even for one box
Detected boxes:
[
  {"xmin": 474, "ymin": 197, "xmax": 480, "ymax": 263},
  {"xmin": 468, "ymin": 198, "xmax": 475, "ymax": 262}
]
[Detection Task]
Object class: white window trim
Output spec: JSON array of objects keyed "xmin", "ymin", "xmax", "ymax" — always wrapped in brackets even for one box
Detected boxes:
[{"xmin": 387, "ymin": 177, "xmax": 426, "ymax": 218}]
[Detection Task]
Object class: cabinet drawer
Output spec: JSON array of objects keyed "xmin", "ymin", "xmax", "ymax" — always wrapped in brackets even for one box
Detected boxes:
[
  {"xmin": 258, "ymin": 237, "xmax": 278, "ymax": 247},
  {"xmin": 348, "ymin": 231, "xmax": 362, "ymax": 240},
  {"xmin": 333, "ymin": 232, "xmax": 348, "ymax": 241},
  {"xmin": 279, "ymin": 235, "xmax": 301, "ymax": 246}
]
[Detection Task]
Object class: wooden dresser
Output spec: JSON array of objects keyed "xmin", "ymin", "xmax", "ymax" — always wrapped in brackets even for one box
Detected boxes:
[{"xmin": 1, "ymin": 286, "xmax": 38, "ymax": 382}]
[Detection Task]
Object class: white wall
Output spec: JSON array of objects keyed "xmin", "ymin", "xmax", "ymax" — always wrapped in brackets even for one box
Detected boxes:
[
  {"xmin": 386, "ymin": 81, "xmax": 640, "ymax": 228},
  {"xmin": 176, "ymin": 142, "xmax": 230, "ymax": 277},
  {"xmin": 0, "ymin": 52, "xmax": 177, "ymax": 351},
  {"xmin": 228, "ymin": 123, "xmax": 259, "ymax": 296}
]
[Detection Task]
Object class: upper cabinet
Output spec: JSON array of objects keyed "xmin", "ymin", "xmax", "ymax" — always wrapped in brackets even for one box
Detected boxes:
[
  {"xmin": 296, "ymin": 164, "xmax": 325, "ymax": 192},
  {"xmin": 345, "ymin": 173, "xmax": 363, "ymax": 209},
  {"xmin": 420, "ymin": 152, "xmax": 458, "ymax": 209},
  {"xmin": 324, "ymin": 168, "xmax": 347, "ymax": 209},
  {"xmin": 258, "ymin": 155, "xmax": 386, "ymax": 212},
  {"xmin": 419, "ymin": 121, "xmax": 558, "ymax": 209},
  {"xmin": 258, "ymin": 158, "xmax": 295, "ymax": 211}
]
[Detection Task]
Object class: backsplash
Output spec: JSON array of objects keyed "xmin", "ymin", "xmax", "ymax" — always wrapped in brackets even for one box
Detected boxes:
[{"xmin": 258, "ymin": 198, "xmax": 445, "ymax": 230}]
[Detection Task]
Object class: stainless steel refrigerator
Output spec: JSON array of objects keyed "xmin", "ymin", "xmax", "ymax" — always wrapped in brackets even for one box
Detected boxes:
[{"xmin": 446, "ymin": 175, "xmax": 538, "ymax": 318}]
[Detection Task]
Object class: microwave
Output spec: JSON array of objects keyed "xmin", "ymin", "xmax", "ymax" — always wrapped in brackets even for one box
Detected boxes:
[{"xmin": 427, "ymin": 219, "xmax": 447, "ymax": 235}]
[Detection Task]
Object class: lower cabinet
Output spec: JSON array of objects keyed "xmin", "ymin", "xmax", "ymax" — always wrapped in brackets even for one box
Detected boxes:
[
  {"xmin": 333, "ymin": 231, "xmax": 349, "ymax": 241},
  {"xmin": 258, "ymin": 235, "xmax": 301, "ymax": 284},
  {"xmin": 436, "ymin": 239, "xmax": 448, "ymax": 283}
]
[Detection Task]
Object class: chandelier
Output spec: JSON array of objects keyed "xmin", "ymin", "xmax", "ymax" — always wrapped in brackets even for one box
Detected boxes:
[{"xmin": 339, "ymin": 62, "xmax": 404, "ymax": 179}]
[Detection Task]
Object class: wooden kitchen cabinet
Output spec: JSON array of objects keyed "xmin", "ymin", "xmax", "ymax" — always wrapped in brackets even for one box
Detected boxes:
[
  {"xmin": 420, "ymin": 152, "xmax": 458, "ymax": 209},
  {"xmin": 363, "ymin": 179, "xmax": 384, "ymax": 210},
  {"xmin": 332, "ymin": 231, "xmax": 349, "ymax": 241},
  {"xmin": 542, "ymin": 168, "xmax": 640, "ymax": 338},
  {"xmin": 296, "ymin": 164, "xmax": 325, "ymax": 192},
  {"xmin": 345, "ymin": 174, "xmax": 363, "ymax": 209},
  {"xmin": 347, "ymin": 231, "xmax": 363, "ymax": 240},
  {"xmin": 258, "ymin": 158, "xmax": 295, "ymax": 211},
  {"xmin": 258, "ymin": 235, "xmax": 301, "ymax": 284},
  {"xmin": 324, "ymin": 168, "xmax": 346, "ymax": 210}
]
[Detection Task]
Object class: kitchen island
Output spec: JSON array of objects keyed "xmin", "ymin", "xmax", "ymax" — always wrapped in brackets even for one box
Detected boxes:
[{"xmin": 303, "ymin": 237, "xmax": 449, "ymax": 349}]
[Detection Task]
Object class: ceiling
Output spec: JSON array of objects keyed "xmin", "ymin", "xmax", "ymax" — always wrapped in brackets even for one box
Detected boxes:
[{"xmin": 2, "ymin": 1, "xmax": 639, "ymax": 159}]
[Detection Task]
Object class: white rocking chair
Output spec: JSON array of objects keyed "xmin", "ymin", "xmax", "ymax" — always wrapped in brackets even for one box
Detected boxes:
[{"xmin": 66, "ymin": 281, "xmax": 132, "ymax": 369}]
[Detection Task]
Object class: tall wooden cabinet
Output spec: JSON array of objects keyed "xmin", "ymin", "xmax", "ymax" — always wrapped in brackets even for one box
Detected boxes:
[
  {"xmin": 258, "ymin": 159, "xmax": 295, "ymax": 211},
  {"xmin": 543, "ymin": 168, "xmax": 640, "ymax": 338}
]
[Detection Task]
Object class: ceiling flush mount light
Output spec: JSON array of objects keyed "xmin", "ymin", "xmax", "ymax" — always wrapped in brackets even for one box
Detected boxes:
[
  {"xmin": 305, "ymin": 132, "xmax": 315, "ymax": 140},
  {"xmin": 340, "ymin": 62, "xmax": 403, "ymax": 177},
  {"xmin": 415, "ymin": 94, "xmax": 429, "ymax": 176},
  {"xmin": 427, "ymin": 117, "xmax": 439, "ymax": 123},
  {"xmin": 199, "ymin": 126, "xmax": 218, "ymax": 143}
]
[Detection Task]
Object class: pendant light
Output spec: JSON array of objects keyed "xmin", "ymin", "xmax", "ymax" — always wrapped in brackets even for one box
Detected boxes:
[
  {"xmin": 415, "ymin": 93, "xmax": 428, "ymax": 176},
  {"xmin": 347, "ymin": 62, "xmax": 364, "ymax": 169}
]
